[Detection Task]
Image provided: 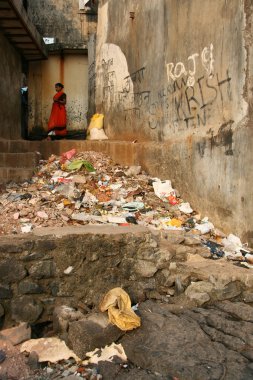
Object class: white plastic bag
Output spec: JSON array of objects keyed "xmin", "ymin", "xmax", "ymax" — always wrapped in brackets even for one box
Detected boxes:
[
  {"xmin": 153, "ymin": 180, "xmax": 174, "ymax": 199},
  {"xmin": 89, "ymin": 128, "xmax": 108, "ymax": 140},
  {"xmin": 178, "ymin": 202, "xmax": 193, "ymax": 214}
]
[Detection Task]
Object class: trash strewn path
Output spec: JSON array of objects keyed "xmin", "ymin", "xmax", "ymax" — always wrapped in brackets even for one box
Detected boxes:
[
  {"xmin": 1, "ymin": 150, "xmax": 253, "ymax": 380},
  {"xmin": 0, "ymin": 150, "xmax": 252, "ymax": 268}
]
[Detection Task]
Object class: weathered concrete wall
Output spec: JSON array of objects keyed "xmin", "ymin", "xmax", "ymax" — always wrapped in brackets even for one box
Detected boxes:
[
  {"xmin": 27, "ymin": 0, "xmax": 97, "ymax": 49},
  {"xmin": 88, "ymin": 34, "xmax": 97, "ymax": 119},
  {"xmin": 28, "ymin": 54, "xmax": 89, "ymax": 133},
  {"xmin": 94, "ymin": 0, "xmax": 253, "ymax": 241},
  {"xmin": 0, "ymin": 32, "xmax": 22, "ymax": 140}
]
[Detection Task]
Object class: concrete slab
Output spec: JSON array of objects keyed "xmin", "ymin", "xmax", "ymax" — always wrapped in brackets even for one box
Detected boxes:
[{"xmin": 33, "ymin": 225, "xmax": 148, "ymax": 237}]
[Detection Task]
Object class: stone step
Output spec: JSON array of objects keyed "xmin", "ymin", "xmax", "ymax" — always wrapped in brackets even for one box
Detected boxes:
[
  {"xmin": 0, "ymin": 152, "xmax": 40, "ymax": 169},
  {"xmin": 0, "ymin": 167, "xmax": 35, "ymax": 183}
]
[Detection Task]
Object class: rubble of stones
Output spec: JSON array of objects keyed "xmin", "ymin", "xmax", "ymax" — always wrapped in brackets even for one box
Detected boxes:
[
  {"xmin": 0, "ymin": 150, "xmax": 252, "ymax": 268},
  {"xmin": 1, "ymin": 300, "xmax": 253, "ymax": 380}
]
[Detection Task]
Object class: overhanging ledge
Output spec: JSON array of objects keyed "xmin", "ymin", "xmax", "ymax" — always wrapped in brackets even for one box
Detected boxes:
[{"xmin": 0, "ymin": 0, "xmax": 47, "ymax": 61}]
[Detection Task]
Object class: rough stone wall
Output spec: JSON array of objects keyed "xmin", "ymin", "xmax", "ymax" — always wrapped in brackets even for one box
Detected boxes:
[
  {"xmin": 0, "ymin": 32, "xmax": 22, "ymax": 140},
  {"xmin": 0, "ymin": 227, "xmax": 253, "ymax": 328},
  {"xmin": 94, "ymin": 0, "xmax": 253, "ymax": 241}
]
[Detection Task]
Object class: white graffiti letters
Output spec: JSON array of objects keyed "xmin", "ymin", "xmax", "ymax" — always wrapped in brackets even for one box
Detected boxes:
[
  {"xmin": 166, "ymin": 44, "xmax": 215, "ymax": 86},
  {"xmin": 201, "ymin": 43, "xmax": 214, "ymax": 77}
]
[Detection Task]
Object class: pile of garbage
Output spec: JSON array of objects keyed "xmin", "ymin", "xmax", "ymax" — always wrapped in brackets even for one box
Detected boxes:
[{"xmin": 0, "ymin": 149, "xmax": 252, "ymax": 268}]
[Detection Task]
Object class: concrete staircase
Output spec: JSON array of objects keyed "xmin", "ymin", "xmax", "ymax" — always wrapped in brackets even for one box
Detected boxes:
[{"xmin": 0, "ymin": 140, "xmax": 41, "ymax": 183}]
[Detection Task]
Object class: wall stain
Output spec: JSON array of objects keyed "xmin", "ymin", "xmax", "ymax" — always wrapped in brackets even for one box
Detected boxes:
[
  {"xmin": 211, "ymin": 120, "xmax": 234, "ymax": 155},
  {"xmin": 196, "ymin": 139, "xmax": 206, "ymax": 158}
]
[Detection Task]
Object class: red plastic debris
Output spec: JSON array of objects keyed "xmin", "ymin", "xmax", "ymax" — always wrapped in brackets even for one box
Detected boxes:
[{"xmin": 60, "ymin": 149, "xmax": 76, "ymax": 164}]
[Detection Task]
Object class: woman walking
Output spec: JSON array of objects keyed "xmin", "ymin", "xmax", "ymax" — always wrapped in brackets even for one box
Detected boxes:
[{"xmin": 48, "ymin": 83, "xmax": 67, "ymax": 139}]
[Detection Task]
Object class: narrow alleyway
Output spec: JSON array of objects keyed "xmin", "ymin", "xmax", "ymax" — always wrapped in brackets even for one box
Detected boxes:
[{"xmin": 1, "ymin": 0, "xmax": 253, "ymax": 379}]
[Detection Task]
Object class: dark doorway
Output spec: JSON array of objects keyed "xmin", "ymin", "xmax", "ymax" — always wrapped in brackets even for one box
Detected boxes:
[
  {"xmin": 21, "ymin": 58, "xmax": 29, "ymax": 139},
  {"xmin": 22, "ymin": 0, "xmax": 28, "ymax": 11}
]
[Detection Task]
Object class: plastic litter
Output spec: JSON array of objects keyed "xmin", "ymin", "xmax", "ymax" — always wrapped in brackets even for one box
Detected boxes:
[
  {"xmin": 122, "ymin": 202, "xmax": 144, "ymax": 212},
  {"xmin": 0, "ymin": 149, "xmax": 251, "ymax": 269},
  {"xmin": 126, "ymin": 216, "xmax": 138, "ymax": 224},
  {"xmin": 204, "ymin": 241, "xmax": 224, "ymax": 258},
  {"xmin": 168, "ymin": 195, "xmax": 179, "ymax": 205},
  {"xmin": 184, "ymin": 217, "xmax": 196, "ymax": 229},
  {"xmin": 167, "ymin": 218, "xmax": 183, "ymax": 228},
  {"xmin": 55, "ymin": 183, "xmax": 81, "ymax": 201},
  {"xmin": 84, "ymin": 343, "xmax": 127, "ymax": 365},
  {"xmin": 89, "ymin": 128, "xmax": 108, "ymax": 140},
  {"xmin": 195, "ymin": 221, "xmax": 214, "ymax": 234},
  {"xmin": 87, "ymin": 114, "xmax": 108, "ymax": 140},
  {"xmin": 21, "ymin": 224, "xmax": 32, "ymax": 233},
  {"xmin": 87, "ymin": 113, "xmax": 104, "ymax": 130},
  {"xmin": 20, "ymin": 337, "xmax": 80, "ymax": 363},
  {"xmin": 222, "ymin": 234, "xmax": 243, "ymax": 254},
  {"xmin": 60, "ymin": 149, "xmax": 76, "ymax": 164},
  {"xmin": 178, "ymin": 202, "xmax": 193, "ymax": 214},
  {"xmin": 100, "ymin": 288, "xmax": 141, "ymax": 331},
  {"xmin": 125, "ymin": 166, "xmax": 142, "ymax": 177},
  {"xmin": 67, "ymin": 160, "xmax": 95, "ymax": 172},
  {"xmin": 19, "ymin": 193, "xmax": 32, "ymax": 200},
  {"xmin": 153, "ymin": 180, "xmax": 174, "ymax": 200}
]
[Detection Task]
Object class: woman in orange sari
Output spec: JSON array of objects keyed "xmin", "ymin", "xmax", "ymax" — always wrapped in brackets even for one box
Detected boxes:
[{"xmin": 48, "ymin": 83, "xmax": 67, "ymax": 139}]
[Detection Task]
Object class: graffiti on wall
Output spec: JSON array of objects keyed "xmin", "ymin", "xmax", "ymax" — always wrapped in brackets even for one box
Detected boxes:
[
  {"xmin": 98, "ymin": 43, "xmax": 232, "ymax": 134},
  {"xmin": 166, "ymin": 44, "xmax": 214, "ymax": 86}
]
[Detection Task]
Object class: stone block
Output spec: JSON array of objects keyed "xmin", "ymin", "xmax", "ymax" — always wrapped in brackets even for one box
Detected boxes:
[
  {"xmin": 0, "ymin": 243, "xmax": 23, "ymax": 254},
  {"xmin": 195, "ymin": 247, "xmax": 212, "ymax": 258},
  {"xmin": 215, "ymin": 301, "xmax": 253, "ymax": 322},
  {"xmin": 0, "ymin": 323, "xmax": 31, "ymax": 345},
  {"xmin": 22, "ymin": 252, "xmax": 45, "ymax": 262},
  {"xmin": 11, "ymin": 296, "xmax": 43, "ymax": 323},
  {"xmin": 18, "ymin": 280, "xmax": 44, "ymax": 295},
  {"xmin": 161, "ymin": 231, "xmax": 185, "ymax": 244},
  {"xmin": 211, "ymin": 281, "xmax": 242, "ymax": 301},
  {"xmin": 185, "ymin": 281, "xmax": 214, "ymax": 305},
  {"xmin": 184, "ymin": 237, "xmax": 202, "ymax": 246},
  {"xmin": 68, "ymin": 313, "xmax": 124, "ymax": 359},
  {"xmin": 29, "ymin": 260, "xmax": 55, "ymax": 279},
  {"xmin": 34, "ymin": 239, "xmax": 57, "ymax": 252},
  {"xmin": 134, "ymin": 260, "xmax": 158, "ymax": 278},
  {"xmin": 53, "ymin": 306, "xmax": 85, "ymax": 338},
  {"xmin": 0, "ymin": 260, "xmax": 26, "ymax": 283},
  {"xmin": 50, "ymin": 281, "xmax": 59, "ymax": 296},
  {"xmin": 0, "ymin": 284, "xmax": 13, "ymax": 299},
  {"xmin": 175, "ymin": 245, "xmax": 192, "ymax": 261}
]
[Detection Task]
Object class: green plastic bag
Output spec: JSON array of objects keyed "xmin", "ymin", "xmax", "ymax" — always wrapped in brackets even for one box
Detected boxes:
[{"xmin": 67, "ymin": 160, "xmax": 95, "ymax": 172}]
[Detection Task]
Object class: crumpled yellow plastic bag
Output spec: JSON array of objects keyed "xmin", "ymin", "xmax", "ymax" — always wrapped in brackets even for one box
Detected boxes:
[
  {"xmin": 88, "ymin": 113, "xmax": 104, "ymax": 131},
  {"xmin": 100, "ymin": 288, "xmax": 141, "ymax": 331}
]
